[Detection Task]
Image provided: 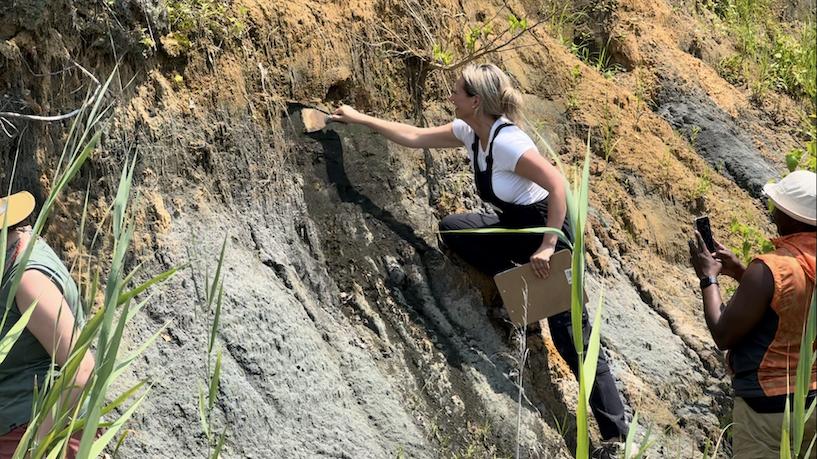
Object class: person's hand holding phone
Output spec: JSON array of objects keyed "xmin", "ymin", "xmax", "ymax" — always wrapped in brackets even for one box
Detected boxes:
[
  {"xmin": 689, "ymin": 216, "xmax": 721, "ymax": 281},
  {"xmin": 712, "ymin": 238, "xmax": 747, "ymax": 281},
  {"xmin": 689, "ymin": 230, "xmax": 722, "ymax": 279}
]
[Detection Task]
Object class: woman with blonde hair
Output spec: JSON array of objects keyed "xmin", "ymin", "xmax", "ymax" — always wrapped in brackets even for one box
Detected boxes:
[{"xmin": 331, "ymin": 63, "xmax": 628, "ymax": 455}]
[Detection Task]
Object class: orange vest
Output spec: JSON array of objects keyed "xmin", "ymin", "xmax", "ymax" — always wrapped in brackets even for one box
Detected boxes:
[{"xmin": 733, "ymin": 232, "xmax": 817, "ymax": 397}]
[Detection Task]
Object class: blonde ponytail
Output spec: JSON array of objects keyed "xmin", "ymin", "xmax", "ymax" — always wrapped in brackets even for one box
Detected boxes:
[
  {"xmin": 500, "ymin": 86, "xmax": 523, "ymax": 124},
  {"xmin": 461, "ymin": 64, "xmax": 524, "ymax": 124}
]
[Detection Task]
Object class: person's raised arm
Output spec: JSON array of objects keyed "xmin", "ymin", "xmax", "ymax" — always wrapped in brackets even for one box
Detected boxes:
[
  {"xmin": 16, "ymin": 269, "xmax": 95, "ymax": 442},
  {"xmin": 514, "ymin": 149, "xmax": 568, "ymax": 279},
  {"xmin": 330, "ymin": 105, "xmax": 462, "ymax": 149},
  {"xmin": 688, "ymin": 231, "xmax": 773, "ymax": 349}
]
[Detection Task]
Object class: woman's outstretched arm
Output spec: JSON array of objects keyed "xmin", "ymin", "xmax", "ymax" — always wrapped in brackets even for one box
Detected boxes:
[{"xmin": 330, "ymin": 105, "xmax": 462, "ymax": 149}]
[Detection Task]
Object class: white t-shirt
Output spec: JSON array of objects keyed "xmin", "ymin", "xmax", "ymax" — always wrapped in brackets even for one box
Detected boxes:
[{"xmin": 451, "ymin": 117, "xmax": 550, "ymax": 205}]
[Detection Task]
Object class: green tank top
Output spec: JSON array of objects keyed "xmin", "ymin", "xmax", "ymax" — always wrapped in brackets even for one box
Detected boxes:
[{"xmin": 0, "ymin": 236, "xmax": 82, "ymax": 436}]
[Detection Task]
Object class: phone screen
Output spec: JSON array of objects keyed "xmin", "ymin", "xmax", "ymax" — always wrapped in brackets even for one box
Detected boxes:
[{"xmin": 695, "ymin": 216, "xmax": 716, "ymax": 252}]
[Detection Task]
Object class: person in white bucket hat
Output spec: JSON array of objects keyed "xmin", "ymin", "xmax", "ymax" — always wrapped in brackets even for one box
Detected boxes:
[
  {"xmin": 0, "ymin": 190, "xmax": 100, "ymax": 458},
  {"xmin": 689, "ymin": 170, "xmax": 816, "ymax": 456},
  {"xmin": 763, "ymin": 170, "xmax": 817, "ymax": 226}
]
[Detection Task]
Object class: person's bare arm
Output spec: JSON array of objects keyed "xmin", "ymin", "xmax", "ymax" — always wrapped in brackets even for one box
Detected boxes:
[
  {"xmin": 16, "ymin": 270, "xmax": 94, "ymax": 441},
  {"xmin": 689, "ymin": 231, "xmax": 773, "ymax": 349},
  {"xmin": 709, "ymin": 260, "xmax": 774, "ymax": 349},
  {"xmin": 330, "ymin": 105, "xmax": 462, "ymax": 149},
  {"xmin": 514, "ymin": 149, "xmax": 568, "ymax": 279}
]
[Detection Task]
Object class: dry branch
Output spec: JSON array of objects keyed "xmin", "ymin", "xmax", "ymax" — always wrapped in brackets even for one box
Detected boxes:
[{"xmin": 0, "ymin": 60, "xmax": 102, "ymax": 133}]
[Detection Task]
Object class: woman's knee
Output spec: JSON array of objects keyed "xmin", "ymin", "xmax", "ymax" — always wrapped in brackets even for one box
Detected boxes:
[{"xmin": 439, "ymin": 213, "xmax": 468, "ymax": 231}]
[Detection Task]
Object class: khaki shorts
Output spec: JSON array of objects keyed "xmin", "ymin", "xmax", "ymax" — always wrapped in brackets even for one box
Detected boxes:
[{"xmin": 733, "ymin": 396, "xmax": 817, "ymax": 458}]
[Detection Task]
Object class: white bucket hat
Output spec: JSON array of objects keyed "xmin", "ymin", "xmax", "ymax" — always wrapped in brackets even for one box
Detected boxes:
[
  {"xmin": 0, "ymin": 191, "xmax": 35, "ymax": 227},
  {"xmin": 763, "ymin": 170, "xmax": 816, "ymax": 226}
]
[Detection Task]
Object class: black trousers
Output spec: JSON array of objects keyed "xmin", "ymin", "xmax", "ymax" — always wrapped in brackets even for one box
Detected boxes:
[{"xmin": 439, "ymin": 212, "xmax": 629, "ymax": 440}]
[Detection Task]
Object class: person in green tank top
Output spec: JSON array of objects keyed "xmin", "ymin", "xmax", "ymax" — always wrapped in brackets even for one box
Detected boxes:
[{"xmin": 0, "ymin": 191, "xmax": 96, "ymax": 459}]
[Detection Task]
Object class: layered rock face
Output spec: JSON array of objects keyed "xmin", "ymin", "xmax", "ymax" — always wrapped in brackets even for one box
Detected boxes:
[{"xmin": 1, "ymin": 0, "xmax": 810, "ymax": 457}]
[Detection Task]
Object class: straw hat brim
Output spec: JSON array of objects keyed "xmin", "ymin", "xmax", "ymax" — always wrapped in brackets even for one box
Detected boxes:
[{"xmin": 0, "ymin": 191, "xmax": 36, "ymax": 227}]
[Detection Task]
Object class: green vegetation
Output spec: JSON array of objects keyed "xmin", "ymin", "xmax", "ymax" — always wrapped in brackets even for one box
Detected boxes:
[
  {"xmin": 571, "ymin": 33, "xmax": 622, "ymax": 79},
  {"xmin": 600, "ymin": 98, "xmax": 622, "ymax": 161},
  {"xmin": 429, "ymin": 14, "xmax": 532, "ymax": 70},
  {"xmin": 704, "ymin": 0, "xmax": 816, "ymax": 106},
  {"xmin": 783, "ymin": 289, "xmax": 817, "ymax": 457},
  {"xmin": 567, "ymin": 65, "xmax": 583, "ymax": 111},
  {"xmin": 542, "ymin": 0, "xmax": 586, "ymax": 47},
  {"xmin": 0, "ymin": 71, "xmax": 184, "ymax": 458},
  {"xmin": 465, "ymin": 21, "xmax": 495, "ymax": 53},
  {"xmin": 688, "ymin": 166, "xmax": 713, "ymax": 201},
  {"xmin": 787, "ymin": 113, "xmax": 817, "ymax": 173},
  {"xmin": 166, "ymin": 0, "xmax": 248, "ymax": 52},
  {"xmin": 189, "ymin": 235, "xmax": 228, "ymax": 458},
  {"xmin": 729, "ymin": 217, "xmax": 775, "ymax": 266},
  {"xmin": 633, "ymin": 66, "xmax": 655, "ymax": 112}
]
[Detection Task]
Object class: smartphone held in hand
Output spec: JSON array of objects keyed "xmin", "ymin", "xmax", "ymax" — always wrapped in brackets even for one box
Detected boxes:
[{"xmin": 695, "ymin": 216, "xmax": 716, "ymax": 252}]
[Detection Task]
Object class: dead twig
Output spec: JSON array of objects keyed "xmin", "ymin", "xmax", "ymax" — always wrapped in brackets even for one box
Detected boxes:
[
  {"xmin": 0, "ymin": 59, "xmax": 102, "ymax": 125},
  {"xmin": 428, "ymin": 18, "xmax": 548, "ymax": 73}
]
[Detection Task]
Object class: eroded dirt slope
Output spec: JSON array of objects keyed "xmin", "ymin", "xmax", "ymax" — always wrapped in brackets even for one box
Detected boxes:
[{"xmin": 0, "ymin": 0, "xmax": 813, "ymax": 457}]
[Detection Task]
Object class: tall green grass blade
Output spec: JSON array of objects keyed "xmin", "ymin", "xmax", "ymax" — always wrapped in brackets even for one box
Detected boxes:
[
  {"xmin": 782, "ymin": 395, "xmax": 793, "ymax": 458},
  {"xmin": 524, "ymin": 116, "xmax": 578, "ymax": 226},
  {"xmin": 623, "ymin": 412, "xmax": 639, "ymax": 458},
  {"xmin": 0, "ymin": 298, "xmax": 38, "ymax": 366},
  {"xmin": 209, "ymin": 237, "xmax": 228, "ymax": 309},
  {"xmin": 86, "ymin": 268, "xmax": 100, "ymax": 323},
  {"xmin": 209, "ymin": 283, "xmax": 224, "ymax": 354},
  {"xmin": 633, "ymin": 421, "xmax": 657, "ymax": 457},
  {"xmin": 199, "ymin": 383, "xmax": 211, "ymax": 440},
  {"xmin": 211, "ymin": 426, "xmax": 228, "ymax": 459},
  {"xmin": 68, "ymin": 305, "xmax": 105, "ymax": 358},
  {"xmin": 803, "ymin": 434, "xmax": 817, "ymax": 458},
  {"xmin": 110, "ymin": 321, "xmax": 171, "ymax": 382},
  {"xmin": 792, "ymin": 289, "xmax": 817, "ymax": 455},
  {"xmin": 209, "ymin": 347, "xmax": 222, "ymax": 411},
  {"xmin": 570, "ymin": 129, "xmax": 594, "ymax": 459},
  {"xmin": 204, "ymin": 266, "xmax": 211, "ymax": 313},
  {"xmin": 438, "ymin": 227, "xmax": 571, "ymax": 246},
  {"xmin": 111, "ymin": 429, "xmax": 133, "ymax": 459},
  {"xmin": 48, "ymin": 129, "xmax": 102, "ymax": 203},
  {"xmin": 43, "ymin": 438, "xmax": 68, "ymax": 459},
  {"xmin": 581, "ymin": 295, "xmax": 603, "ymax": 406},
  {"xmin": 75, "ymin": 183, "xmax": 92, "ymax": 318},
  {"xmin": 88, "ymin": 385, "xmax": 151, "ymax": 458},
  {"xmin": 439, "ymin": 227, "xmax": 566, "ymax": 236},
  {"xmin": 47, "ymin": 380, "xmax": 148, "ymax": 437},
  {"xmin": 76, "ymin": 299, "xmax": 135, "ymax": 457},
  {"xmin": 120, "ymin": 261, "xmax": 147, "ymax": 297},
  {"xmin": 101, "ymin": 380, "xmax": 149, "ymax": 418},
  {"xmin": 807, "ymin": 391, "xmax": 817, "ymax": 421},
  {"xmin": 125, "ymin": 276, "xmax": 177, "ymax": 322},
  {"xmin": 76, "ymin": 157, "xmax": 139, "ymax": 459},
  {"xmin": 118, "ymin": 264, "xmax": 186, "ymax": 308}
]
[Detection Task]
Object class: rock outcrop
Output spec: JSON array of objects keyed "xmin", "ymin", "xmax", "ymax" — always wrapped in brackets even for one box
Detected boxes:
[{"xmin": 1, "ymin": 0, "xmax": 811, "ymax": 457}]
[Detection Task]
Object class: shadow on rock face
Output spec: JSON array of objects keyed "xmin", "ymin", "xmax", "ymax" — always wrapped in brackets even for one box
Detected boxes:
[{"xmin": 303, "ymin": 120, "xmax": 437, "ymax": 256}]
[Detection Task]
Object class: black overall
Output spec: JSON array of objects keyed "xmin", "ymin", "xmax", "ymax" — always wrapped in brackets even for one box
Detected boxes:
[{"xmin": 439, "ymin": 123, "xmax": 629, "ymax": 440}]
